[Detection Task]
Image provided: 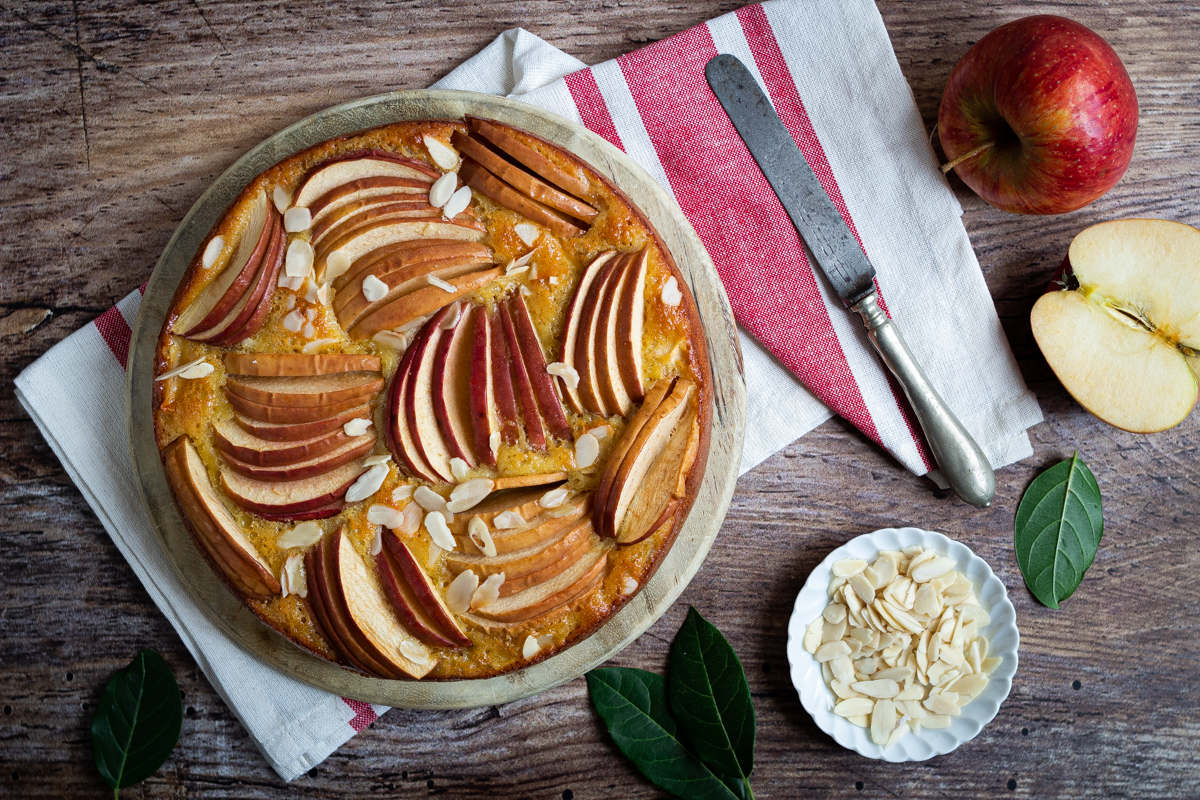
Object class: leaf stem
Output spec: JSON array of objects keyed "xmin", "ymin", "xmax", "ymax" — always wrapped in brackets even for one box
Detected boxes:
[
  {"xmin": 941, "ymin": 140, "xmax": 995, "ymax": 174},
  {"xmin": 744, "ymin": 777, "xmax": 756, "ymax": 800}
]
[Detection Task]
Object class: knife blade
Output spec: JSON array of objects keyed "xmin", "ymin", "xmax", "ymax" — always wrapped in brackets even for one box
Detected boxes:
[{"xmin": 705, "ymin": 53, "xmax": 995, "ymax": 507}]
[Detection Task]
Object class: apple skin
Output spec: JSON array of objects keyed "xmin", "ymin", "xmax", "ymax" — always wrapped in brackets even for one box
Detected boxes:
[{"xmin": 938, "ymin": 15, "xmax": 1138, "ymax": 215}]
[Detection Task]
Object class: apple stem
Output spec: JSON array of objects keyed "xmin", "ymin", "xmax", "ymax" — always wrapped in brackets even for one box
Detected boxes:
[{"xmin": 941, "ymin": 140, "xmax": 995, "ymax": 175}]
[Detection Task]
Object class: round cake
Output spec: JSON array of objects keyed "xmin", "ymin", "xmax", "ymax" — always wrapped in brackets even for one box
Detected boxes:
[{"xmin": 153, "ymin": 117, "xmax": 712, "ymax": 680}]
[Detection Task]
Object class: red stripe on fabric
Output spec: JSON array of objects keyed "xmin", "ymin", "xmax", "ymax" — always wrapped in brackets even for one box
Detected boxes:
[
  {"xmin": 139, "ymin": 281, "xmax": 147, "ymax": 294},
  {"xmin": 614, "ymin": 22, "xmax": 882, "ymax": 446},
  {"xmin": 736, "ymin": 5, "xmax": 935, "ymax": 471},
  {"xmin": 94, "ymin": 306, "xmax": 132, "ymax": 371},
  {"xmin": 342, "ymin": 698, "xmax": 378, "ymax": 732},
  {"xmin": 564, "ymin": 70, "xmax": 626, "ymax": 152}
]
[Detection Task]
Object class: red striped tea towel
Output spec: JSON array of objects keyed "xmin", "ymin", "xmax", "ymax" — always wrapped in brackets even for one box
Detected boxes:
[{"xmin": 15, "ymin": 0, "xmax": 1041, "ymax": 779}]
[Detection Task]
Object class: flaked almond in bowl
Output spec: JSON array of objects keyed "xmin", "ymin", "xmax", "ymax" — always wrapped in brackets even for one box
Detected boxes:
[{"xmin": 787, "ymin": 528, "xmax": 1019, "ymax": 762}]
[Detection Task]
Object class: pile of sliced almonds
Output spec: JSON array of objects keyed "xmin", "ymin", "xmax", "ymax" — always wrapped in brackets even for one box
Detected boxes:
[{"xmin": 802, "ymin": 545, "xmax": 1002, "ymax": 747}]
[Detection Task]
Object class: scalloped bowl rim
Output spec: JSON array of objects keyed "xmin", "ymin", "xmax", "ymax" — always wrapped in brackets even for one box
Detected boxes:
[{"xmin": 785, "ymin": 527, "xmax": 1019, "ymax": 762}]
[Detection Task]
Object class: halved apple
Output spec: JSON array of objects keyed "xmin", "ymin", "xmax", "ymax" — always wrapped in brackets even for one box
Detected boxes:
[
  {"xmin": 615, "ymin": 246, "xmax": 649, "ymax": 404},
  {"xmin": 225, "ymin": 372, "xmax": 384, "ymax": 409},
  {"xmin": 595, "ymin": 253, "xmax": 635, "ymax": 417},
  {"xmin": 235, "ymin": 404, "xmax": 370, "ymax": 443},
  {"xmin": 432, "ymin": 304, "xmax": 478, "ymax": 466},
  {"xmin": 220, "ymin": 432, "xmax": 377, "ymax": 482},
  {"xmin": 213, "ymin": 417, "xmax": 357, "ymax": 467},
  {"xmin": 334, "ymin": 254, "xmax": 491, "ymax": 332},
  {"xmin": 559, "ymin": 251, "xmax": 617, "ymax": 413},
  {"xmin": 206, "ymin": 213, "xmax": 286, "ymax": 347},
  {"xmin": 468, "ymin": 118, "xmax": 591, "ymax": 200},
  {"xmin": 225, "ymin": 390, "xmax": 372, "ymax": 425},
  {"xmin": 219, "ymin": 457, "xmax": 366, "ymax": 516},
  {"xmin": 350, "ymin": 266, "xmax": 502, "ymax": 340},
  {"xmin": 451, "ymin": 131, "xmax": 597, "ymax": 223},
  {"xmin": 465, "ymin": 539, "xmax": 610, "ymax": 624},
  {"xmin": 163, "ymin": 435, "xmax": 280, "ymax": 599},
  {"xmin": 384, "ymin": 320, "xmax": 440, "ymax": 483},
  {"xmin": 175, "ymin": 189, "xmax": 271, "ymax": 338},
  {"xmin": 327, "ymin": 527, "xmax": 437, "ymax": 678},
  {"xmin": 404, "ymin": 307, "xmax": 457, "ymax": 483},
  {"xmin": 459, "ymin": 159, "xmax": 585, "ymax": 239},
  {"xmin": 1031, "ymin": 219, "xmax": 1200, "ymax": 433},
  {"xmin": 223, "ymin": 352, "xmax": 381, "ymax": 377},
  {"xmin": 314, "ymin": 219, "xmax": 486, "ymax": 283},
  {"xmin": 489, "ymin": 307, "xmax": 521, "ymax": 445},
  {"xmin": 498, "ymin": 297, "xmax": 547, "ymax": 450},
  {"xmin": 380, "ymin": 533, "xmax": 471, "ymax": 647},
  {"xmin": 507, "ymin": 295, "xmax": 572, "ymax": 441},
  {"xmin": 307, "ymin": 178, "xmax": 433, "ymax": 225},
  {"xmin": 295, "ymin": 153, "xmax": 437, "ymax": 210},
  {"xmin": 333, "ymin": 240, "xmax": 492, "ymax": 293},
  {"xmin": 468, "ymin": 305, "xmax": 500, "ymax": 469},
  {"xmin": 573, "ymin": 255, "xmax": 624, "ymax": 416}
]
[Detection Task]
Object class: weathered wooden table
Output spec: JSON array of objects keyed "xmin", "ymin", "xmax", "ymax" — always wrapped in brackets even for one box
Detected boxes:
[{"xmin": 3, "ymin": 2, "xmax": 1198, "ymax": 797}]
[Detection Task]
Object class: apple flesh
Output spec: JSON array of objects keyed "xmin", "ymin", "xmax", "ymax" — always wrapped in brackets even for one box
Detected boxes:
[
  {"xmin": 939, "ymin": 15, "xmax": 1138, "ymax": 215},
  {"xmin": 1031, "ymin": 218, "xmax": 1200, "ymax": 432}
]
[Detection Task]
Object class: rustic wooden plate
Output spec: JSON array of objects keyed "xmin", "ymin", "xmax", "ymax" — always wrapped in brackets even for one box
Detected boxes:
[{"xmin": 126, "ymin": 89, "xmax": 745, "ymax": 709}]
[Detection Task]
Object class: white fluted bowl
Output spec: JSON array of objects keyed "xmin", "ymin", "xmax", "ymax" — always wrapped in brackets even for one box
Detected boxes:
[{"xmin": 786, "ymin": 527, "xmax": 1019, "ymax": 762}]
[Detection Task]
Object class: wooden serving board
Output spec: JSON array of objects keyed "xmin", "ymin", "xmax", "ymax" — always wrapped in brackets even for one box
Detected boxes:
[{"xmin": 125, "ymin": 89, "xmax": 746, "ymax": 708}]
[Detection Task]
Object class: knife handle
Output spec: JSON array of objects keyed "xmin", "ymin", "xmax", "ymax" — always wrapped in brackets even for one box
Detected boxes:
[{"xmin": 850, "ymin": 292, "xmax": 996, "ymax": 508}]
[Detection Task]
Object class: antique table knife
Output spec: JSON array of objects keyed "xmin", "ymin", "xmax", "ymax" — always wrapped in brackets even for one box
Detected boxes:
[{"xmin": 705, "ymin": 53, "xmax": 995, "ymax": 508}]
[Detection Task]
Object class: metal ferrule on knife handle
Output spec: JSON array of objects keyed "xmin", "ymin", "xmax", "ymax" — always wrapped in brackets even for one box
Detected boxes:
[{"xmin": 850, "ymin": 292, "xmax": 996, "ymax": 507}]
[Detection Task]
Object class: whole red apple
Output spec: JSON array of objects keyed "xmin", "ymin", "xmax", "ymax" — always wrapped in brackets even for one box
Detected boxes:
[{"xmin": 938, "ymin": 15, "xmax": 1138, "ymax": 215}]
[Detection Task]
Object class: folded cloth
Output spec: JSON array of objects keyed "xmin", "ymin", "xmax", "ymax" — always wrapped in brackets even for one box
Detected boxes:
[{"xmin": 14, "ymin": 0, "xmax": 1041, "ymax": 780}]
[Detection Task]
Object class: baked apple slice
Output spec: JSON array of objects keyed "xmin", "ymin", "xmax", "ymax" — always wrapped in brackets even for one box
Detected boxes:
[
  {"xmin": 489, "ymin": 307, "xmax": 521, "ymax": 445},
  {"xmin": 615, "ymin": 246, "xmax": 649, "ymax": 404},
  {"xmin": 206, "ymin": 212, "xmax": 285, "ymax": 347},
  {"xmin": 327, "ymin": 527, "xmax": 437, "ymax": 678},
  {"xmin": 468, "ymin": 305, "xmax": 501, "ymax": 469},
  {"xmin": 213, "ymin": 418, "xmax": 358, "ymax": 467},
  {"xmin": 468, "ymin": 118, "xmax": 591, "ymax": 200},
  {"xmin": 307, "ymin": 178, "xmax": 434, "ymax": 226},
  {"xmin": 235, "ymin": 404, "xmax": 370, "ymax": 443},
  {"xmin": 311, "ymin": 197, "xmax": 439, "ymax": 246},
  {"xmin": 506, "ymin": 295, "xmax": 572, "ymax": 441},
  {"xmin": 559, "ymin": 251, "xmax": 617, "ymax": 413},
  {"xmin": 334, "ymin": 254, "xmax": 490, "ymax": 332},
  {"xmin": 225, "ymin": 372, "xmax": 384, "ymax": 409},
  {"xmin": 295, "ymin": 153, "xmax": 437, "ymax": 210},
  {"xmin": 491, "ymin": 473, "xmax": 569, "ymax": 491},
  {"xmin": 595, "ymin": 253, "xmax": 635, "ymax": 417},
  {"xmin": 384, "ymin": 321, "xmax": 439, "ymax": 483},
  {"xmin": 432, "ymin": 304, "xmax": 479, "ymax": 466},
  {"xmin": 458, "ymin": 497, "xmax": 590, "ymax": 556},
  {"xmin": 175, "ymin": 189, "xmax": 272, "ymax": 338},
  {"xmin": 498, "ymin": 297, "xmax": 546, "ymax": 450},
  {"xmin": 459, "ymin": 159, "xmax": 585, "ymax": 239},
  {"xmin": 446, "ymin": 516, "xmax": 593, "ymax": 582},
  {"xmin": 219, "ymin": 457, "xmax": 366, "ymax": 516},
  {"xmin": 333, "ymin": 240, "xmax": 492, "ymax": 293},
  {"xmin": 380, "ymin": 534, "xmax": 472, "ymax": 647},
  {"xmin": 220, "ymin": 432, "xmax": 377, "ymax": 482},
  {"xmin": 225, "ymin": 390, "xmax": 372, "ymax": 425},
  {"xmin": 574, "ymin": 254, "xmax": 624, "ymax": 416},
  {"xmin": 404, "ymin": 308, "xmax": 457, "ymax": 483},
  {"xmin": 163, "ymin": 435, "xmax": 280, "ymax": 599},
  {"xmin": 350, "ymin": 265, "xmax": 503, "ymax": 340},
  {"xmin": 223, "ymin": 352, "xmax": 381, "ymax": 377},
  {"xmin": 465, "ymin": 539, "xmax": 610, "ymax": 624},
  {"xmin": 316, "ymin": 211, "xmax": 482, "ymax": 264},
  {"xmin": 314, "ymin": 219, "xmax": 486, "ymax": 283},
  {"xmin": 445, "ymin": 484, "xmax": 553, "ymax": 537},
  {"xmin": 498, "ymin": 530, "xmax": 595, "ymax": 598}
]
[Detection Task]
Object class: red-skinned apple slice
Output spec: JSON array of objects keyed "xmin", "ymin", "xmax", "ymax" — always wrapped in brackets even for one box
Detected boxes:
[
  {"xmin": 468, "ymin": 118, "xmax": 591, "ymax": 199},
  {"xmin": 186, "ymin": 209, "xmax": 280, "ymax": 343},
  {"xmin": 444, "ymin": 484, "xmax": 552, "ymax": 537},
  {"xmin": 574, "ymin": 255, "xmax": 624, "ymax": 416},
  {"xmin": 507, "ymin": 294, "xmax": 572, "ymax": 440},
  {"xmin": 405, "ymin": 307, "xmax": 456, "ymax": 482},
  {"xmin": 333, "ymin": 240, "xmax": 492, "ymax": 293},
  {"xmin": 381, "ymin": 533, "xmax": 472, "ymax": 647},
  {"xmin": 213, "ymin": 417, "xmax": 357, "ymax": 467},
  {"xmin": 235, "ymin": 404, "xmax": 370, "ymax": 443},
  {"xmin": 466, "ymin": 539, "xmax": 610, "ymax": 624},
  {"xmin": 328, "ymin": 527, "xmax": 437, "ymax": 678},
  {"xmin": 1031, "ymin": 218, "xmax": 1200, "ymax": 432},
  {"xmin": 225, "ymin": 389, "xmax": 374, "ymax": 425},
  {"xmin": 314, "ymin": 219, "xmax": 486, "ymax": 283},
  {"xmin": 224, "ymin": 352, "xmax": 381, "ymax": 377},
  {"xmin": 295, "ymin": 154, "xmax": 436, "ymax": 209},
  {"xmin": 206, "ymin": 211, "xmax": 286, "ymax": 346},
  {"xmin": 456, "ymin": 496, "xmax": 589, "ymax": 555},
  {"xmin": 451, "ymin": 131, "xmax": 597, "ymax": 222},
  {"xmin": 491, "ymin": 473, "xmax": 567, "ymax": 491},
  {"xmin": 225, "ymin": 373, "xmax": 384, "ymax": 409},
  {"xmin": 594, "ymin": 254, "xmax": 635, "ymax": 417},
  {"xmin": 559, "ymin": 251, "xmax": 617, "ymax": 413},
  {"xmin": 384, "ymin": 319, "xmax": 439, "ymax": 483},
  {"xmin": 220, "ymin": 458, "xmax": 366, "ymax": 516},
  {"xmin": 175, "ymin": 190, "xmax": 271, "ymax": 337},
  {"xmin": 489, "ymin": 307, "xmax": 520, "ymax": 445},
  {"xmin": 375, "ymin": 545, "xmax": 465, "ymax": 648},
  {"xmin": 459, "ymin": 159, "xmax": 585, "ymax": 239},
  {"xmin": 432, "ymin": 304, "xmax": 478, "ymax": 466},
  {"xmin": 615, "ymin": 246, "xmax": 649, "ymax": 404},
  {"xmin": 334, "ymin": 255, "xmax": 491, "ymax": 332},
  {"xmin": 302, "ymin": 544, "xmax": 359, "ymax": 669},
  {"xmin": 446, "ymin": 516, "xmax": 593, "ymax": 581},
  {"xmin": 496, "ymin": 525, "xmax": 595, "ymax": 597},
  {"xmin": 163, "ymin": 435, "xmax": 280, "ymax": 599},
  {"xmin": 307, "ymin": 177, "xmax": 432, "ymax": 225},
  {"xmin": 315, "ymin": 208, "xmax": 482, "ymax": 262},
  {"xmin": 220, "ymin": 432, "xmax": 377, "ymax": 482},
  {"xmin": 468, "ymin": 305, "xmax": 500, "ymax": 469},
  {"xmin": 254, "ymin": 501, "xmax": 343, "ymax": 523},
  {"xmin": 350, "ymin": 266, "xmax": 503, "ymax": 340},
  {"xmin": 311, "ymin": 196, "xmax": 438, "ymax": 244},
  {"xmin": 593, "ymin": 377, "xmax": 674, "ymax": 527},
  {"xmin": 499, "ymin": 297, "xmax": 546, "ymax": 450}
]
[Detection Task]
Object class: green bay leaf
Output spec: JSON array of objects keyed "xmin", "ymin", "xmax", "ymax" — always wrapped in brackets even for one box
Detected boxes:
[
  {"xmin": 1014, "ymin": 453, "xmax": 1104, "ymax": 609},
  {"xmin": 668, "ymin": 607, "xmax": 755, "ymax": 784},
  {"xmin": 586, "ymin": 668, "xmax": 741, "ymax": 800},
  {"xmin": 90, "ymin": 649, "xmax": 182, "ymax": 798}
]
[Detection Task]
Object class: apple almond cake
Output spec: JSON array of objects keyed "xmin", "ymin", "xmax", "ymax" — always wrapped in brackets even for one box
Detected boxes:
[{"xmin": 153, "ymin": 117, "xmax": 712, "ymax": 680}]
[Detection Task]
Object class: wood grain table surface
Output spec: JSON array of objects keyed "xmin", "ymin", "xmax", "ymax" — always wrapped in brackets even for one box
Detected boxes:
[{"xmin": 2, "ymin": 1, "xmax": 1198, "ymax": 797}]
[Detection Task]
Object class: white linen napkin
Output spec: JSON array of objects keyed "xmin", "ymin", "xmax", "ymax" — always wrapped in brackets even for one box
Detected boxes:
[{"xmin": 14, "ymin": 0, "xmax": 1041, "ymax": 780}]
